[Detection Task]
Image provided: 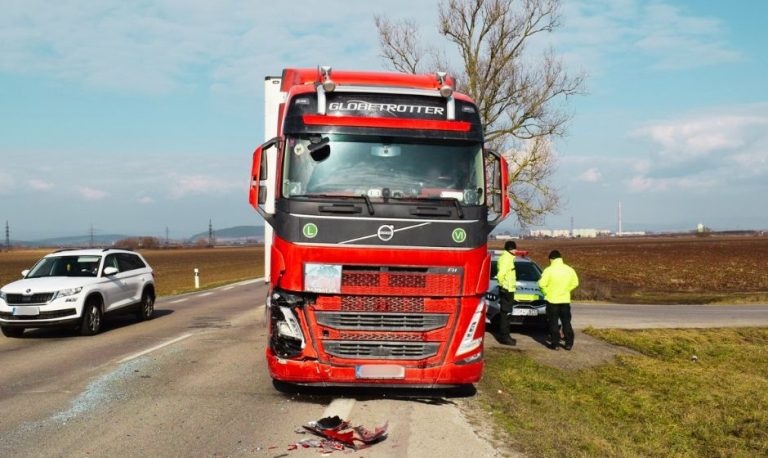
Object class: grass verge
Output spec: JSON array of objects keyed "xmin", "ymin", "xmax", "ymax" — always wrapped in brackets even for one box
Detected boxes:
[{"xmin": 478, "ymin": 328, "xmax": 768, "ymax": 457}]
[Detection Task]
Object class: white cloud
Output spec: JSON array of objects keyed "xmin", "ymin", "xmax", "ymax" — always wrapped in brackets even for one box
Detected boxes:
[
  {"xmin": 557, "ymin": 0, "xmax": 741, "ymax": 72},
  {"xmin": 28, "ymin": 179, "xmax": 54, "ymax": 191},
  {"xmin": 137, "ymin": 196, "xmax": 155, "ymax": 204},
  {"xmin": 0, "ymin": 1, "xmax": 437, "ymax": 95},
  {"xmin": 168, "ymin": 174, "xmax": 242, "ymax": 199},
  {"xmin": 78, "ymin": 186, "xmax": 108, "ymax": 200},
  {"xmin": 628, "ymin": 105, "xmax": 768, "ymax": 192},
  {"xmin": 577, "ymin": 167, "xmax": 602, "ymax": 183},
  {"xmin": 0, "ymin": 172, "xmax": 14, "ymax": 194}
]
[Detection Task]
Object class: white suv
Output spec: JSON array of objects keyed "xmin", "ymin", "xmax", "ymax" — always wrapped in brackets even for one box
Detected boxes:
[{"xmin": 0, "ymin": 249, "xmax": 156, "ymax": 337}]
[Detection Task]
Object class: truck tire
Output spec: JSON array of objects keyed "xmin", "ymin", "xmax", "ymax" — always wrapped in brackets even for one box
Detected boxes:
[{"xmin": 1, "ymin": 326, "xmax": 24, "ymax": 338}]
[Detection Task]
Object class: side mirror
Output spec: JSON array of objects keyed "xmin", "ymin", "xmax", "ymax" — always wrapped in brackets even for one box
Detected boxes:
[
  {"xmin": 103, "ymin": 266, "xmax": 119, "ymax": 276},
  {"xmin": 21, "ymin": 269, "xmax": 30, "ymax": 277},
  {"xmin": 486, "ymin": 150, "xmax": 510, "ymax": 226},
  {"xmin": 249, "ymin": 137, "xmax": 279, "ymax": 219}
]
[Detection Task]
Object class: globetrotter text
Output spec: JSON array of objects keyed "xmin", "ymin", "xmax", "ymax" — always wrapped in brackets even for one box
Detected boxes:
[{"xmin": 328, "ymin": 101, "xmax": 445, "ymax": 116}]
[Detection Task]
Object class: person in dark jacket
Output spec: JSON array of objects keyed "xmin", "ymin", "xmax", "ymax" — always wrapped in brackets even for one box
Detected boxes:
[{"xmin": 538, "ymin": 250, "xmax": 579, "ymax": 350}]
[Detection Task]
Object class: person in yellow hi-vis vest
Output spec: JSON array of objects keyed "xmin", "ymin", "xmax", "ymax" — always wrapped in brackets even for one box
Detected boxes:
[
  {"xmin": 538, "ymin": 250, "xmax": 579, "ymax": 350},
  {"xmin": 495, "ymin": 241, "xmax": 519, "ymax": 346}
]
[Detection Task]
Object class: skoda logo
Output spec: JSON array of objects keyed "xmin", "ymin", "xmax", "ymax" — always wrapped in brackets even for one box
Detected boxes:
[
  {"xmin": 25, "ymin": 289, "xmax": 32, "ymax": 294},
  {"xmin": 377, "ymin": 225, "xmax": 395, "ymax": 241}
]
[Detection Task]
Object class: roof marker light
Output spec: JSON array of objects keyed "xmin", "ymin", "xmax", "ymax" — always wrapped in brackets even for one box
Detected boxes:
[
  {"xmin": 436, "ymin": 71, "xmax": 453, "ymax": 98},
  {"xmin": 319, "ymin": 65, "xmax": 336, "ymax": 92}
]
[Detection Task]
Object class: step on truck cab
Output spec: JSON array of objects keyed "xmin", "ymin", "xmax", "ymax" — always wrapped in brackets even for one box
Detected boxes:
[{"xmin": 249, "ymin": 66, "xmax": 511, "ymax": 387}]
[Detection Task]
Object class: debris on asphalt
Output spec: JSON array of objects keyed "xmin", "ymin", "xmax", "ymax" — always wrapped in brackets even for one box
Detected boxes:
[{"xmin": 289, "ymin": 415, "xmax": 389, "ymax": 453}]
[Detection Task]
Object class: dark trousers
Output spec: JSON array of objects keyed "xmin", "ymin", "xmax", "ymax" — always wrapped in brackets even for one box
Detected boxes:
[
  {"xmin": 546, "ymin": 302, "xmax": 574, "ymax": 347},
  {"xmin": 498, "ymin": 289, "xmax": 517, "ymax": 336}
]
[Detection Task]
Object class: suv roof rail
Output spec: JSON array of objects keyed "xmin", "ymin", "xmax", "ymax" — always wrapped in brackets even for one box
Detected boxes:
[{"xmin": 53, "ymin": 248, "xmax": 76, "ymax": 253}]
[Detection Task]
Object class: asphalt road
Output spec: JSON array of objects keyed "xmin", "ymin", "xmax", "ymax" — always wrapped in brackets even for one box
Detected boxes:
[
  {"xmin": 2, "ymin": 281, "xmax": 768, "ymax": 457},
  {"xmin": 0, "ymin": 280, "xmax": 497, "ymax": 458}
]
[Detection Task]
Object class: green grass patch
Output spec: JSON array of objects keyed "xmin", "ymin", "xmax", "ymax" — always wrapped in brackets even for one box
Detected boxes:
[{"xmin": 479, "ymin": 328, "xmax": 768, "ymax": 457}]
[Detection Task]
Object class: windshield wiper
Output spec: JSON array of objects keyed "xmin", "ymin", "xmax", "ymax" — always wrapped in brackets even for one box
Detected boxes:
[
  {"xmin": 290, "ymin": 194, "xmax": 374, "ymax": 215},
  {"xmin": 389, "ymin": 196, "xmax": 464, "ymax": 219}
]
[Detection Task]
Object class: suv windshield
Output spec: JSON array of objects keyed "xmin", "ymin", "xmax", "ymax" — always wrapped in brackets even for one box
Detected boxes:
[
  {"xmin": 282, "ymin": 134, "xmax": 485, "ymax": 205},
  {"xmin": 27, "ymin": 255, "xmax": 102, "ymax": 278}
]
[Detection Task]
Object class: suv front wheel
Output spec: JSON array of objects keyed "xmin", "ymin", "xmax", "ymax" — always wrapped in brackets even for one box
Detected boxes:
[
  {"xmin": 136, "ymin": 289, "xmax": 155, "ymax": 321},
  {"xmin": 79, "ymin": 299, "xmax": 103, "ymax": 336}
]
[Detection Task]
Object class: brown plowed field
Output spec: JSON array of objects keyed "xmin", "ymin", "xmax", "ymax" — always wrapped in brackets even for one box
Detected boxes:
[{"xmin": 490, "ymin": 235, "xmax": 768, "ymax": 304}]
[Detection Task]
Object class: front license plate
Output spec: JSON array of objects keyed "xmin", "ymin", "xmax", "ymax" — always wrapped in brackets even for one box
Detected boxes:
[
  {"xmin": 12, "ymin": 306, "xmax": 40, "ymax": 316},
  {"xmin": 356, "ymin": 364, "xmax": 405, "ymax": 379},
  {"xmin": 512, "ymin": 308, "xmax": 537, "ymax": 317}
]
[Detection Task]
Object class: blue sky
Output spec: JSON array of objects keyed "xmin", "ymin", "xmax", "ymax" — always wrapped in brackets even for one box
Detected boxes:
[{"xmin": 1, "ymin": 0, "xmax": 766, "ymax": 239}]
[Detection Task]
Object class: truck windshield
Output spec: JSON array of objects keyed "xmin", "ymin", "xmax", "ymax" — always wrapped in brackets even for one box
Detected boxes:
[{"xmin": 282, "ymin": 134, "xmax": 485, "ymax": 205}]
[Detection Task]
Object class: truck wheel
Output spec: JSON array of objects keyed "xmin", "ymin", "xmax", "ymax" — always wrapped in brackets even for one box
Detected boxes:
[
  {"xmin": 79, "ymin": 300, "xmax": 102, "ymax": 336},
  {"xmin": 136, "ymin": 290, "xmax": 155, "ymax": 321},
  {"xmin": 1, "ymin": 326, "xmax": 24, "ymax": 338}
]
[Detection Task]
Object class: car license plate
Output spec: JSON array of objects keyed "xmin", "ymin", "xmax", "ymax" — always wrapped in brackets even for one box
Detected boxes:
[
  {"xmin": 512, "ymin": 308, "xmax": 537, "ymax": 316},
  {"xmin": 12, "ymin": 306, "xmax": 40, "ymax": 316},
  {"xmin": 356, "ymin": 364, "xmax": 405, "ymax": 379}
]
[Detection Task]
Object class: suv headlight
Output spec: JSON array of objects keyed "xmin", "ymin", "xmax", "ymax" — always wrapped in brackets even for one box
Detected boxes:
[
  {"xmin": 0, "ymin": 291, "xmax": 6, "ymax": 301},
  {"xmin": 56, "ymin": 287, "xmax": 83, "ymax": 299}
]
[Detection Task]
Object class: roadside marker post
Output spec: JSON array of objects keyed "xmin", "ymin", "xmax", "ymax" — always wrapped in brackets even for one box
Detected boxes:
[{"xmin": 194, "ymin": 268, "xmax": 200, "ymax": 289}]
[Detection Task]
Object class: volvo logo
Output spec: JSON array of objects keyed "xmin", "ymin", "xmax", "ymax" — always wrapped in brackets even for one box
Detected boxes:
[{"xmin": 377, "ymin": 225, "xmax": 395, "ymax": 241}]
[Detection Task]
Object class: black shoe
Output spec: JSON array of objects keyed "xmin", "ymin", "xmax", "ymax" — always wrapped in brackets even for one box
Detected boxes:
[
  {"xmin": 547, "ymin": 343, "xmax": 559, "ymax": 350},
  {"xmin": 498, "ymin": 335, "xmax": 517, "ymax": 346},
  {"xmin": 564, "ymin": 345, "xmax": 573, "ymax": 351}
]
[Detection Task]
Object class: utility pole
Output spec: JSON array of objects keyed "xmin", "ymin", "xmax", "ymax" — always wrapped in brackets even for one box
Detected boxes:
[
  {"xmin": 208, "ymin": 219, "xmax": 214, "ymax": 247},
  {"xmin": 618, "ymin": 201, "xmax": 623, "ymax": 236},
  {"xmin": 570, "ymin": 215, "xmax": 574, "ymax": 237},
  {"xmin": 165, "ymin": 226, "xmax": 170, "ymax": 247},
  {"xmin": 4, "ymin": 221, "xmax": 9, "ymax": 251},
  {"xmin": 89, "ymin": 224, "xmax": 95, "ymax": 248}
]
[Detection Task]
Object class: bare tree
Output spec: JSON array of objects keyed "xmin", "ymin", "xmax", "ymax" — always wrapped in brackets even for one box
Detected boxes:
[{"xmin": 375, "ymin": 0, "xmax": 585, "ymax": 226}]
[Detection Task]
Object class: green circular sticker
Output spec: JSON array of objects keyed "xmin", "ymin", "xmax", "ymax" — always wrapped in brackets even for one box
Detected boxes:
[
  {"xmin": 452, "ymin": 228, "xmax": 467, "ymax": 243},
  {"xmin": 303, "ymin": 223, "xmax": 318, "ymax": 239}
]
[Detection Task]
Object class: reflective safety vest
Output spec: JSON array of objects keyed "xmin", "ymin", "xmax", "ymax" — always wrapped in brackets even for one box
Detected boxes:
[
  {"xmin": 538, "ymin": 258, "xmax": 579, "ymax": 304},
  {"xmin": 496, "ymin": 250, "xmax": 516, "ymax": 292}
]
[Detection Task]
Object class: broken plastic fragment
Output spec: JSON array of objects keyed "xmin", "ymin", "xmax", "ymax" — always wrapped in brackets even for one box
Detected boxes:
[{"xmin": 353, "ymin": 422, "xmax": 389, "ymax": 444}]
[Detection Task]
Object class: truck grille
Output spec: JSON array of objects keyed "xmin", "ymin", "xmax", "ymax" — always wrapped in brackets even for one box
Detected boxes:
[
  {"xmin": 323, "ymin": 341, "xmax": 440, "ymax": 360},
  {"xmin": 5, "ymin": 293, "xmax": 55, "ymax": 305},
  {"xmin": 340, "ymin": 266, "xmax": 462, "ymax": 296},
  {"xmin": 315, "ymin": 312, "xmax": 449, "ymax": 331},
  {"xmin": 341, "ymin": 296, "xmax": 424, "ymax": 312}
]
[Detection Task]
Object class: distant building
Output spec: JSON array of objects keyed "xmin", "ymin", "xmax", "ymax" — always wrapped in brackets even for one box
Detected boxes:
[{"xmin": 529, "ymin": 229, "xmax": 552, "ymax": 237}]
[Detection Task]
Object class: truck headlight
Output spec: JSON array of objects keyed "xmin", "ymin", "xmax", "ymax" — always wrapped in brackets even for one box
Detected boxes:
[{"xmin": 55, "ymin": 287, "xmax": 83, "ymax": 299}]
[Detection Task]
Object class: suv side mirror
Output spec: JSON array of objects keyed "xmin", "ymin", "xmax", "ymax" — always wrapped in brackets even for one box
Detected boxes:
[
  {"xmin": 486, "ymin": 149, "xmax": 510, "ymax": 226},
  {"xmin": 21, "ymin": 269, "xmax": 29, "ymax": 277},
  {"xmin": 249, "ymin": 137, "xmax": 279, "ymax": 222},
  {"xmin": 103, "ymin": 267, "xmax": 118, "ymax": 276}
]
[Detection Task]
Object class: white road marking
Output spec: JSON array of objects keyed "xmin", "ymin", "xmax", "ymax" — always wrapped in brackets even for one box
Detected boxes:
[
  {"xmin": 197, "ymin": 292, "xmax": 213, "ymax": 297},
  {"xmin": 118, "ymin": 333, "xmax": 193, "ymax": 363},
  {"xmin": 222, "ymin": 286, "xmax": 234, "ymax": 291},
  {"xmin": 238, "ymin": 278, "xmax": 265, "ymax": 285},
  {"xmin": 322, "ymin": 398, "xmax": 357, "ymax": 420},
  {"xmin": 170, "ymin": 298, "xmax": 188, "ymax": 304}
]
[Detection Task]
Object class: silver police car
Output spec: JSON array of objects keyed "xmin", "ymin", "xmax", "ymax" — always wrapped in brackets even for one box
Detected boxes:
[{"xmin": 484, "ymin": 250, "xmax": 548, "ymax": 329}]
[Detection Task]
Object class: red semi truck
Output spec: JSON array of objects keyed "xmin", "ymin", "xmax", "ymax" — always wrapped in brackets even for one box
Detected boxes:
[{"xmin": 249, "ymin": 66, "xmax": 510, "ymax": 387}]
